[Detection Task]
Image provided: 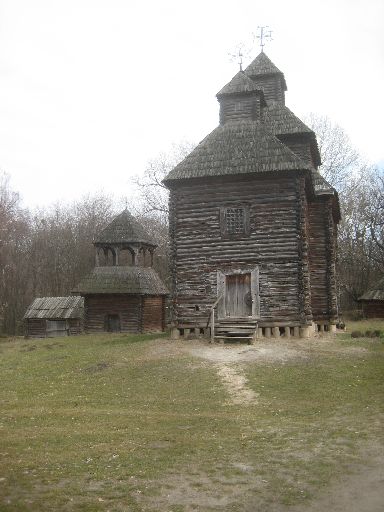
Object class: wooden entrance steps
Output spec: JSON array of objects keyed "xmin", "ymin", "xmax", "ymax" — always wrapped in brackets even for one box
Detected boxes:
[{"xmin": 214, "ymin": 318, "xmax": 258, "ymax": 344}]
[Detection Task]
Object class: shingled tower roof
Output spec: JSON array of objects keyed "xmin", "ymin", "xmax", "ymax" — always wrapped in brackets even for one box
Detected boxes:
[
  {"xmin": 216, "ymin": 71, "xmax": 264, "ymax": 97},
  {"xmin": 262, "ymin": 103, "xmax": 312, "ymax": 136},
  {"xmin": 95, "ymin": 209, "xmax": 155, "ymax": 247},
  {"xmin": 244, "ymin": 52, "xmax": 287, "ymax": 89}
]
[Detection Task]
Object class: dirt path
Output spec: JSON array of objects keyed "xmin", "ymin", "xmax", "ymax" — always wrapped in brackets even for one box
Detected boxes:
[
  {"xmin": 216, "ymin": 363, "xmax": 258, "ymax": 404},
  {"xmin": 145, "ymin": 337, "xmax": 381, "ymax": 511}
]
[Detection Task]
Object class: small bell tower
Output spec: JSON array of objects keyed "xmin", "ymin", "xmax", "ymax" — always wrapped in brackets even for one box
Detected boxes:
[{"xmin": 94, "ymin": 209, "xmax": 157, "ymax": 268}]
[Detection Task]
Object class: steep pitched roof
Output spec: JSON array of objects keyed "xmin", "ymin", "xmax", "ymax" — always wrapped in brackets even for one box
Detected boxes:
[
  {"xmin": 95, "ymin": 210, "xmax": 154, "ymax": 246},
  {"xmin": 262, "ymin": 102, "xmax": 313, "ymax": 135},
  {"xmin": 311, "ymin": 171, "xmax": 335, "ymax": 196},
  {"xmin": 163, "ymin": 119, "xmax": 311, "ymax": 182},
  {"xmin": 359, "ymin": 277, "xmax": 384, "ymax": 301},
  {"xmin": 244, "ymin": 52, "xmax": 287, "ymax": 90},
  {"xmin": 73, "ymin": 266, "xmax": 168, "ymax": 295},
  {"xmin": 24, "ymin": 296, "xmax": 84, "ymax": 319},
  {"xmin": 216, "ymin": 70, "xmax": 263, "ymax": 97}
]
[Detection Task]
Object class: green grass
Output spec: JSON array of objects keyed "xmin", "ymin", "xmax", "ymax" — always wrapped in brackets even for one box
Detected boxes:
[{"xmin": 0, "ymin": 329, "xmax": 383, "ymax": 511}]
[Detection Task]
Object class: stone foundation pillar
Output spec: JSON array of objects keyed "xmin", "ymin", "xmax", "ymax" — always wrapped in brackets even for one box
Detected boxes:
[
  {"xmin": 171, "ymin": 327, "xmax": 180, "ymax": 340},
  {"xmin": 300, "ymin": 325, "xmax": 311, "ymax": 338}
]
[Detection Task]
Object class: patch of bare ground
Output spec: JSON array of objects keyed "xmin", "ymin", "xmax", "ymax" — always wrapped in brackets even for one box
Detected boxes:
[
  {"xmin": 182, "ymin": 335, "xmax": 367, "ymax": 364},
  {"xmin": 139, "ymin": 444, "xmax": 384, "ymax": 512},
  {"xmin": 289, "ymin": 445, "xmax": 384, "ymax": 512},
  {"xmin": 216, "ymin": 364, "xmax": 259, "ymax": 404},
  {"xmin": 147, "ymin": 334, "xmax": 367, "ymax": 366}
]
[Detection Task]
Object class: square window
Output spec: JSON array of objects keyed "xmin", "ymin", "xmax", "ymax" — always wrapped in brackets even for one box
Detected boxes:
[
  {"xmin": 220, "ymin": 206, "xmax": 249, "ymax": 237},
  {"xmin": 226, "ymin": 208, "xmax": 245, "ymax": 234}
]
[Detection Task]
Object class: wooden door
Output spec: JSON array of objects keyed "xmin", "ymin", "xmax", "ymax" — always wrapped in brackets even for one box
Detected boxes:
[
  {"xmin": 225, "ymin": 273, "xmax": 252, "ymax": 317},
  {"xmin": 217, "ymin": 268, "xmax": 260, "ymax": 319},
  {"xmin": 106, "ymin": 314, "xmax": 121, "ymax": 332}
]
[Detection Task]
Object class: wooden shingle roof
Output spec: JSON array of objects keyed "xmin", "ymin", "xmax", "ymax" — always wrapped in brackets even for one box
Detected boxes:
[
  {"xmin": 73, "ymin": 266, "xmax": 168, "ymax": 295},
  {"xmin": 216, "ymin": 71, "xmax": 264, "ymax": 97},
  {"xmin": 262, "ymin": 102, "xmax": 313, "ymax": 136},
  {"xmin": 359, "ymin": 278, "xmax": 384, "ymax": 301},
  {"xmin": 95, "ymin": 210, "xmax": 155, "ymax": 246},
  {"xmin": 163, "ymin": 119, "xmax": 311, "ymax": 182},
  {"xmin": 24, "ymin": 296, "xmax": 84, "ymax": 320},
  {"xmin": 244, "ymin": 52, "xmax": 287, "ymax": 90}
]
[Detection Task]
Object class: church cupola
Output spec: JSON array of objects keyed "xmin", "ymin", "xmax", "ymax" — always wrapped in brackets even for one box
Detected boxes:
[
  {"xmin": 216, "ymin": 70, "xmax": 266, "ymax": 124},
  {"xmin": 94, "ymin": 209, "xmax": 157, "ymax": 267},
  {"xmin": 244, "ymin": 52, "xmax": 287, "ymax": 105}
]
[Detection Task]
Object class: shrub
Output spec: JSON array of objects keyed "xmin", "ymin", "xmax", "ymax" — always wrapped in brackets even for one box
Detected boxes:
[{"xmin": 351, "ymin": 331, "xmax": 363, "ymax": 338}]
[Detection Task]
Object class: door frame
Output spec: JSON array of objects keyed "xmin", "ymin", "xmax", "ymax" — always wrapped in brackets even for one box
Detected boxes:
[{"xmin": 217, "ymin": 268, "xmax": 260, "ymax": 319}]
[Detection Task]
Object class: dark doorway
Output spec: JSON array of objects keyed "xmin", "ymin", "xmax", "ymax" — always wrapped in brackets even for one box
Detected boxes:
[{"xmin": 105, "ymin": 314, "xmax": 121, "ymax": 332}]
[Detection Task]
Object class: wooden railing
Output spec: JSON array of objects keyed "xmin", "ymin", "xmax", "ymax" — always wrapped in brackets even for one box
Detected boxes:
[{"xmin": 206, "ymin": 295, "xmax": 223, "ymax": 343}]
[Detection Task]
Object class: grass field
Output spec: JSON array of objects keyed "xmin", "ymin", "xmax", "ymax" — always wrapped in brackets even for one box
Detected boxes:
[{"xmin": 0, "ymin": 324, "xmax": 383, "ymax": 511}]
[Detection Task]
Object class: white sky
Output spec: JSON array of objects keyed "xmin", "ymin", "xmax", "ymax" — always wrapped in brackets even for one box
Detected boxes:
[{"xmin": 0, "ymin": 0, "xmax": 383, "ymax": 208}]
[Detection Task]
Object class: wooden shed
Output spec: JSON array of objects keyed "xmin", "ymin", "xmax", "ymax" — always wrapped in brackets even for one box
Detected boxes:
[
  {"xmin": 23, "ymin": 296, "xmax": 84, "ymax": 338},
  {"xmin": 163, "ymin": 52, "xmax": 340, "ymax": 341},
  {"xmin": 358, "ymin": 278, "xmax": 384, "ymax": 318},
  {"xmin": 73, "ymin": 210, "xmax": 168, "ymax": 333}
]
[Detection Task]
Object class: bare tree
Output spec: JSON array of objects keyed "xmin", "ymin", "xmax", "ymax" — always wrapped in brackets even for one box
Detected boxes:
[
  {"xmin": 304, "ymin": 113, "xmax": 362, "ymax": 191},
  {"xmin": 133, "ymin": 141, "xmax": 195, "ymax": 222}
]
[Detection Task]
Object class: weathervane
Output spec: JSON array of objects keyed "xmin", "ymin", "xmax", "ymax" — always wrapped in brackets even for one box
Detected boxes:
[
  {"xmin": 237, "ymin": 48, "xmax": 243, "ymax": 71},
  {"xmin": 256, "ymin": 26, "xmax": 273, "ymax": 52},
  {"xmin": 228, "ymin": 45, "xmax": 246, "ymax": 71}
]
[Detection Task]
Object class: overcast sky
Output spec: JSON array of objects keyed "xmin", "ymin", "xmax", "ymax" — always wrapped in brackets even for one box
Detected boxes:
[{"xmin": 0, "ymin": 0, "xmax": 383, "ymax": 208}]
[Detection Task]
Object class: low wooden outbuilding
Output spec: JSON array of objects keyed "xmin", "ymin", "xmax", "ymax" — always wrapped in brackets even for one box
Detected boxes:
[
  {"xmin": 23, "ymin": 296, "xmax": 84, "ymax": 338},
  {"xmin": 73, "ymin": 210, "xmax": 168, "ymax": 333},
  {"xmin": 358, "ymin": 279, "xmax": 384, "ymax": 318}
]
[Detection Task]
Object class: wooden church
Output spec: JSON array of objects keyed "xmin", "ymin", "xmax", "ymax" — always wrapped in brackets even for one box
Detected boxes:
[
  {"xmin": 163, "ymin": 52, "xmax": 340, "ymax": 341},
  {"xmin": 73, "ymin": 210, "xmax": 168, "ymax": 333}
]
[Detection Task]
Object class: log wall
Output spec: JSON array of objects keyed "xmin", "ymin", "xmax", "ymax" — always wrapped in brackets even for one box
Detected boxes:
[
  {"xmin": 248, "ymin": 75, "xmax": 285, "ymax": 105},
  {"xmin": 68, "ymin": 319, "xmax": 83, "ymax": 336},
  {"xmin": 169, "ymin": 172, "xmax": 312, "ymax": 327},
  {"xmin": 25, "ymin": 318, "xmax": 82, "ymax": 338},
  {"xmin": 84, "ymin": 294, "xmax": 141, "ymax": 333},
  {"xmin": 219, "ymin": 94, "xmax": 261, "ymax": 124},
  {"xmin": 308, "ymin": 198, "xmax": 338, "ymax": 322},
  {"xmin": 142, "ymin": 296, "xmax": 165, "ymax": 332},
  {"xmin": 25, "ymin": 319, "xmax": 46, "ymax": 338},
  {"xmin": 361, "ymin": 301, "xmax": 384, "ymax": 318}
]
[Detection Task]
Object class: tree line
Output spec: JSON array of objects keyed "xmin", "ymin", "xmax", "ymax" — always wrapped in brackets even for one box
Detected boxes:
[
  {"xmin": 1, "ymin": 115, "xmax": 383, "ymax": 334},
  {"xmin": 0, "ymin": 179, "xmax": 167, "ymax": 335}
]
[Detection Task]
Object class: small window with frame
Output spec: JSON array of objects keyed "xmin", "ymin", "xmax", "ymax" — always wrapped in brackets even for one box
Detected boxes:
[{"xmin": 220, "ymin": 206, "xmax": 250, "ymax": 237}]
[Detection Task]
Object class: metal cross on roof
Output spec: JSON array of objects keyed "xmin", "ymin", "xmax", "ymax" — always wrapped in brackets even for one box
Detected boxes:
[
  {"xmin": 237, "ymin": 48, "xmax": 243, "ymax": 71},
  {"xmin": 228, "ymin": 44, "xmax": 246, "ymax": 71},
  {"xmin": 256, "ymin": 26, "xmax": 273, "ymax": 52}
]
